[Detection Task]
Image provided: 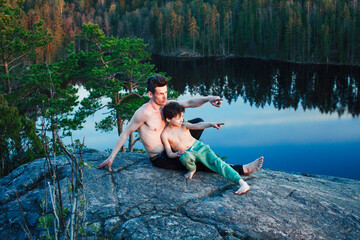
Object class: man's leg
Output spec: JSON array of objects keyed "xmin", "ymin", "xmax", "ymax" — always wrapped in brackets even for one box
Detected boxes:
[
  {"xmin": 188, "ymin": 118, "xmax": 245, "ymax": 174},
  {"xmin": 151, "ymin": 152, "xmax": 187, "ymax": 170},
  {"xmin": 188, "ymin": 118, "xmax": 205, "ymax": 140}
]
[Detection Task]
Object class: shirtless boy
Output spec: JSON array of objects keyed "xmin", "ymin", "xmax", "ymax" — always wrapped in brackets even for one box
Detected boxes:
[
  {"xmin": 161, "ymin": 102, "xmax": 263, "ymax": 195},
  {"xmin": 96, "ymin": 74, "xmax": 263, "ymax": 176}
]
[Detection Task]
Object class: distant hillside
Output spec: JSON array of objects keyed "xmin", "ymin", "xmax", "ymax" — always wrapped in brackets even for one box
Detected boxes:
[{"xmin": 14, "ymin": 0, "xmax": 360, "ymax": 65}]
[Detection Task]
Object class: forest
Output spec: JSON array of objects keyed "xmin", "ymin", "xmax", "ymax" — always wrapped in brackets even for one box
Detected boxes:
[
  {"xmin": 1, "ymin": 1, "xmax": 359, "ymax": 237},
  {"xmin": 1, "ymin": 0, "xmax": 359, "ymax": 176},
  {"xmin": 12, "ymin": 0, "xmax": 360, "ymax": 65},
  {"xmin": 1, "ymin": 1, "xmax": 162, "ymax": 177}
]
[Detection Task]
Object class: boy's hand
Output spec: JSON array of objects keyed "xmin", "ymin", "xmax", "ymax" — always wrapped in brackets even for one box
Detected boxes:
[
  {"xmin": 209, "ymin": 96, "xmax": 223, "ymax": 108},
  {"xmin": 213, "ymin": 123, "xmax": 224, "ymax": 129},
  {"xmin": 176, "ymin": 149, "xmax": 186, "ymax": 157}
]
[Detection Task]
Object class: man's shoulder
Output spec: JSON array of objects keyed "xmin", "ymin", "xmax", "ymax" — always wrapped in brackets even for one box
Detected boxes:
[{"xmin": 135, "ymin": 103, "xmax": 151, "ymax": 116}]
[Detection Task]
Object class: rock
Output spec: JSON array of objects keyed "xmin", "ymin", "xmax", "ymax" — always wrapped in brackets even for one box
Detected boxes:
[{"xmin": 0, "ymin": 150, "xmax": 359, "ymax": 239}]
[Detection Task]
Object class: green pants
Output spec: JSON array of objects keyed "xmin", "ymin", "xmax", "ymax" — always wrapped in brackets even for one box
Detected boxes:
[{"xmin": 179, "ymin": 140, "xmax": 241, "ymax": 184}]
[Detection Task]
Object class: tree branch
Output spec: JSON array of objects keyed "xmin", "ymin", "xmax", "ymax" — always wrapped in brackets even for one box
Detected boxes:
[
  {"xmin": 8, "ymin": 60, "xmax": 24, "ymax": 72},
  {"xmin": 15, "ymin": 191, "xmax": 34, "ymax": 240},
  {"xmin": 118, "ymin": 92, "xmax": 143, "ymax": 104},
  {"xmin": 8, "ymin": 52, "xmax": 28, "ymax": 65}
]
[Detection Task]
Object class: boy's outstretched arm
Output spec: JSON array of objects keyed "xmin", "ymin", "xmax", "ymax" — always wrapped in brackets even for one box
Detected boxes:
[
  {"xmin": 183, "ymin": 122, "xmax": 224, "ymax": 130},
  {"xmin": 161, "ymin": 132, "xmax": 185, "ymax": 158}
]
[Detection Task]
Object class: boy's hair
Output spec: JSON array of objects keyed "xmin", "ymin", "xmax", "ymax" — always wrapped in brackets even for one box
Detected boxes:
[
  {"xmin": 147, "ymin": 74, "xmax": 167, "ymax": 94},
  {"xmin": 163, "ymin": 102, "xmax": 185, "ymax": 120}
]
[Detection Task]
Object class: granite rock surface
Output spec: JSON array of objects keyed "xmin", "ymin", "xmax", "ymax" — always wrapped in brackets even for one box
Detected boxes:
[{"xmin": 0, "ymin": 149, "xmax": 359, "ymax": 239}]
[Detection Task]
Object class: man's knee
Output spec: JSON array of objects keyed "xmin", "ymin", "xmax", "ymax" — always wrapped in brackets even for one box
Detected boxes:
[
  {"xmin": 188, "ymin": 118, "xmax": 204, "ymax": 124},
  {"xmin": 189, "ymin": 118, "xmax": 204, "ymax": 140}
]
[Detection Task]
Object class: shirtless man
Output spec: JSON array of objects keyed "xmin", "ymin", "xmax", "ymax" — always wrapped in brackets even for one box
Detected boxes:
[{"xmin": 96, "ymin": 74, "xmax": 263, "ymax": 175}]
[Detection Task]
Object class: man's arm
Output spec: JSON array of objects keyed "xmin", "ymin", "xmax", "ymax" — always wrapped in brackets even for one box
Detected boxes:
[
  {"xmin": 183, "ymin": 122, "xmax": 224, "ymax": 130},
  {"xmin": 161, "ymin": 131, "xmax": 185, "ymax": 158},
  {"xmin": 175, "ymin": 96, "xmax": 224, "ymax": 108},
  {"xmin": 96, "ymin": 108, "xmax": 147, "ymax": 171}
]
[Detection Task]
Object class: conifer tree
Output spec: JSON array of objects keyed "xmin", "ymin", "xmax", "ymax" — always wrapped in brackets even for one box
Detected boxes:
[
  {"xmin": 0, "ymin": 95, "xmax": 43, "ymax": 177},
  {"xmin": 189, "ymin": 16, "xmax": 199, "ymax": 53},
  {"xmin": 0, "ymin": 0, "xmax": 52, "ymax": 94},
  {"xmin": 78, "ymin": 24, "xmax": 159, "ymax": 151}
]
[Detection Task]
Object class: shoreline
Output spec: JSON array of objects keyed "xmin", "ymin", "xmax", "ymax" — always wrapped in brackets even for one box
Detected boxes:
[{"xmin": 151, "ymin": 51, "xmax": 360, "ymax": 68}]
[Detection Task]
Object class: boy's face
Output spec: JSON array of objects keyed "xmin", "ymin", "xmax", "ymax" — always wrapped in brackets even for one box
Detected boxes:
[
  {"xmin": 149, "ymin": 85, "xmax": 167, "ymax": 106},
  {"xmin": 167, "ymin": 112, "xmax": 183, "ymax": 127}
]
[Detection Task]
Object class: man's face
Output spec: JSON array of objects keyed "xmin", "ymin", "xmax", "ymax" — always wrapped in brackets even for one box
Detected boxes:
[{"xmin": 152, "ymin": 85, "xmax": 168, "ymax": 106}]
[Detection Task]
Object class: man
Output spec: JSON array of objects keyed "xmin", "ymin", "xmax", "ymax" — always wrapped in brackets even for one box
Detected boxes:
[{"xmin": 96, "ymin": 75, "xmax": 263, "ymax": 175}]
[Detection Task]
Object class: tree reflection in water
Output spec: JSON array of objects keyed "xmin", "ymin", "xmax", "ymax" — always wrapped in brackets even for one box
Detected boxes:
[{"xmin": 152, "ymin": 56, "xmax": 359, "ymax": 117}]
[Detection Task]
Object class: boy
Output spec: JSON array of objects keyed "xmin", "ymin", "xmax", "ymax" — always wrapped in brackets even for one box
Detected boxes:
[{"xmin": 161, "ymin": 102, "xmax": 263, "ymax": 195}]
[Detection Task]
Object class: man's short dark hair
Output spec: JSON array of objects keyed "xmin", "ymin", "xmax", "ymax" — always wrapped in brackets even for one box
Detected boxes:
[
  {"xmin": 147, "ymin": 75, "xmax": 167, "ymax": 93},
  {"xmin": 163, "ymin": 102, "xmax": 185, "ymax": 120}
]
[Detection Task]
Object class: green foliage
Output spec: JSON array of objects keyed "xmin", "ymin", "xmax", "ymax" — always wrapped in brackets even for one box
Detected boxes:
[
  {"xmin": 1, "ymin": 41, "xmax": 85, "ymax": 176},
  {"xmin": 91, "ymin": 223, "xmax": 100, "ymax": 232},
  {"xmin": 0, "ymin": 0, "xmax": 52, "ymax": 93},
  {"xmin": 17, "ymin": 46, "xmax": 85, "ymax": 135},
  {"xmin": 0, "ymin": 95, "xmax": 44, "ymax": 176},
  {"xmin": 77, "ymin": 24, "xmax": 161, "ymax": 138},
  {"xmin": 79, "ymin": 160, "xmax": 93, "ymax": 169},
  {"xmin": 38, "ymin": 213, "xmax": 54, "ymax": 229},
  {"xmin": 104, "ymin": 148, "xmax": 113, "ymax": 154},
  {"xmin": 2, "ymin": 0, "xmax": 358, "ymax": 65}
]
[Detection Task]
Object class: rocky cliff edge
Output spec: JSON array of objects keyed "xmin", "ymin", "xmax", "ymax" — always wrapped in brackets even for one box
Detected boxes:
[{"xmin": 0, "ymin": 149, "xmax": 359, "ymax": 239}]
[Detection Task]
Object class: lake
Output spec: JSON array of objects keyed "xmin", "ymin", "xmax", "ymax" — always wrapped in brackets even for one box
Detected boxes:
[{"xmin": 72, "ymin": 56, "xmax": 360, "ymax": 180}]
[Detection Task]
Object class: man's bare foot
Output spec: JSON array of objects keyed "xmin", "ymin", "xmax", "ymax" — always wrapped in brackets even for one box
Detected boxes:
[
  {"xmin": 235, "ymin": 179, "xmax": 250, "ymax": 195},
  {"xmin": 185, "ymin": 170, "xmax": 196, "ymax": 179},
  {"xmin": 243, "ymin": 156, "xmax": 264, "ymax": 176}
]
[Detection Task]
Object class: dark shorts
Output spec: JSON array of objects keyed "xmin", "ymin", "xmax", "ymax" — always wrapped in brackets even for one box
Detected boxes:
[
  {"xmin": 150, "ymin": 151, "xmax": 213, "ymax": 172},
  {"xmin": 150, "ymin": 118, "xmax": 244, "ymax": 175}
]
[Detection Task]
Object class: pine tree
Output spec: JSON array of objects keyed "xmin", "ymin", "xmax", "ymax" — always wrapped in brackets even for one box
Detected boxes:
[
  {"xmin": 0, "ymin": 95, "xmax": 43, "ymax": 177},
  {"xmin": 0, "ymin": 0, "xmax": 52, "ymax": 94},
  {"xmin": 211, "ymin": 5, "xmax": 219, "ymax": 55},
  {"xmin": 77, "ymin": 24, "xmax": 159, "ymax": 151},
  {"xmin": 320, "ymin": 23, "xmax": 330, "ymax": 63},
  {"xmin": 170, "ymin": 9, "xmax": 178, "ymax": 49},
  {"xmin": 189, "ymin": 16, "xmax": 199, "ymax": 53}
]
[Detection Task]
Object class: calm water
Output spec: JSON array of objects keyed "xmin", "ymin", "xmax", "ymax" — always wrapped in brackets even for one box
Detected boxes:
[{"xmin": 73, "ymin": 57, "xmax": 360, "ymax": 180}]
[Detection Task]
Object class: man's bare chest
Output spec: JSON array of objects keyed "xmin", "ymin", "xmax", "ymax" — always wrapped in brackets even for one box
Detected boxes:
[{"xmin": 144, "ymin": 116, "xmax": 165, "ymax": 133}]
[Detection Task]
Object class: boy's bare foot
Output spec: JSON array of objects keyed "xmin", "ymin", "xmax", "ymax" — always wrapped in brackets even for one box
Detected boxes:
[
  {"xmin": 185, "ymin": 170, "xmax": 196, "ymax": 179},
  {"xmin": 235, "ymin": 179, "xmax": 250, "ymax": 195},
  {"xmin": 243, "ymin": 156, "xmax": 264, "ymax": 176}
]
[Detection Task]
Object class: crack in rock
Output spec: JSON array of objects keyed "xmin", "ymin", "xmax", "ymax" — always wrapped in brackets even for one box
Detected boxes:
[{"xmin": 1, "ymin": 151, "xmax": 359, "ymax": 240}]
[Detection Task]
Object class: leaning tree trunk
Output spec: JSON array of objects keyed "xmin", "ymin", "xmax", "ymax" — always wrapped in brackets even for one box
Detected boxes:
[
  {"xmin": 114, "ymin": 90, "xmax": 125, "ymax": 152},
  {"xmin": 116, "ymin": 115, "xmax": 125, "ymax": 152},
  {"xmin": 3, "ymin": 58, "xmax": 11, "ymax": 94}
]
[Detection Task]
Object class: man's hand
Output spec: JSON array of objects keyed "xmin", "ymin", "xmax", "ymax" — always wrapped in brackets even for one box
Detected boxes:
[
  {"xmin": 96, "ymin": 157, "xmax": 114, "ymax": 172},
  {"xmin": 209, "ymin": 96, "xmax": 223, "ymax": 108},
  {"xmin": 212, "ymin": 123, "xmax": 224, "ymax": 129}
]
